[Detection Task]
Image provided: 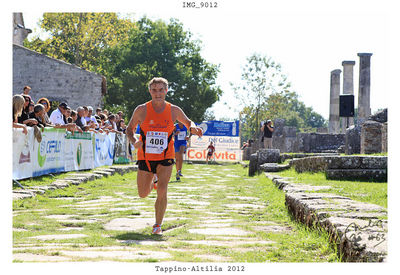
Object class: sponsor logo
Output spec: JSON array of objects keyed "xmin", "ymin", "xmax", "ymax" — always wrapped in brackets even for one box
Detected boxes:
[
  {"xmin": 37, "ymin": 138, "xmax": 62, "ymax": 167},
  {"xmin": 187, "ymin": 149, "xmax": 239, "ymax": 161}
]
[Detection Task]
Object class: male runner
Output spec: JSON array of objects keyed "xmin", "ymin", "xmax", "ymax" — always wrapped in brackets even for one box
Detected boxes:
[
  {"xmin": 174, "ymin": 121, "xmax": 189, "ymax": 181},
  {"xmin": 126, "ymin": 77, "xmax": 203, "ymax": 235}
]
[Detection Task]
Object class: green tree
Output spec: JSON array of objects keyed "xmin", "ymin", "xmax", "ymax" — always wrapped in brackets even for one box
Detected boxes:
[
  {"xmin": 233, "ymin": 54, "xmax": 326, "ymax": 142},
  {"xmin": 24, "ymin": 12, "xmax": 134, "ymax": 73},
  {"xmin": 231, "ymin": 53, "xmax": 291, "ymax": 138},
  {"xmin": 103, "ymin": 17, "xmax": 222, "ymax": 122}
]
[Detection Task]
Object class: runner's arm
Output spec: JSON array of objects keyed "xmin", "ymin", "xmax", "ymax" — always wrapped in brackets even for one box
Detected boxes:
[
  {"xmin": 172, "ymin": 106, "xmax": 203, "ymax": 137},
  {"xmin": 126, "ymin": 105, "xmax": 145, "ymax": 148}
]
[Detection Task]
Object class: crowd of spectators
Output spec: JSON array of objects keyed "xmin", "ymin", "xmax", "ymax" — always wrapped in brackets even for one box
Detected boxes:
[{"xmin": 12, "ymin": 86, "xmax": 127, "ymax": 141}]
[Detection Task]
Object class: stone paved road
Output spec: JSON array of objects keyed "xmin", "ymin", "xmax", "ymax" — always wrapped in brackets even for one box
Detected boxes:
[{"xmin": 13, "ymin": 163, "xmax": 336, "ymax": 262}]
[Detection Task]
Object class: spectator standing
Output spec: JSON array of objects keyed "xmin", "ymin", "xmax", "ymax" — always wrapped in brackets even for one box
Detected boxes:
[
  {"xmin": 50, "ymin": 102, "xmax": 69, "ymax": 126},
  {"xmin": 104, "ymin": 114, "xmax": 117, "ymax": 131},
  {"xmin": 261, "ymin": 119, "xmax": 274, "ymax": 149},
  {"xmin": 87, "ymin": 106, "xmax": 99, "ymax": 128},
  {"xmin": 12, "ymin": 94, "xmax": 28, "ymax": 135},
  {"xmin": 22, "ymin": 86, "xmax": 31, "ymax": 95},
  {"xmin": 29, "ymin": 104, "xmax": 48, "ymax": 128},
  {"xmin": 37, "ymin": 97, "xmax": 51, "ymax": 123},
  {"xmin": 96, "ymin": 108, "xmax": 102, "ymax": 117},
  {"xmin": 117, "ymin": 118, "xmax": 126, "ymax": 133},
  {"xmin": 18, "ymin": 95, "xmax": 38, "ymax": 126},
  {"xmin": 76, "ymin": 106, "xmax": 89, "ymax": 131},
  {"xmin": 28, "ymin": 101, "xmax": 35, "ymax": 114}
]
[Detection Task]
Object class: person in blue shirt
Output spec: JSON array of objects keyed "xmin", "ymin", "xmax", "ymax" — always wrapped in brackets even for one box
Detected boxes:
[{"xmin": 174, "ymin": 121, "xmax": 189, "ymax": 181}]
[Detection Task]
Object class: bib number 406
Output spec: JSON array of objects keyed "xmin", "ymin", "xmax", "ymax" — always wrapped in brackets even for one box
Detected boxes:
[{"xmin": 149, "ymin": 138, "xmax": 164, "ymax": 146}]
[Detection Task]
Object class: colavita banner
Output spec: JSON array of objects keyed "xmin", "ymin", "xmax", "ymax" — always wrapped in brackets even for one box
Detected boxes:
[
  {"xmin": 184, "ymin": 120, "xmax": 242, "ymax": 162},
  {"xmin": 186, "ymin": 148, "xmax": 242, "ymax": 162}
]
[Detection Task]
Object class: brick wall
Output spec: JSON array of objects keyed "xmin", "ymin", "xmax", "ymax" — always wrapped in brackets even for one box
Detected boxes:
[{"xmin": 13, "ymin": 44, "xmax": 104, "ymax": 109}]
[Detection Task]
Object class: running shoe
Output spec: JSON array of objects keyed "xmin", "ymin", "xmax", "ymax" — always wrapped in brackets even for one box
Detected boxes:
[
  {"xmin": 178, "ymin": 170, "xmax": 183, "ymax": 177},
  {"xmin": 152, "ymin": 223, "xmax": 162, "ymax": 235},
  {"xmin": 176, "ymin": 172, "xmax": 180, "ymax": 181},
  {"xmin": 153, "ymin": 175, "xmax": 158, "ymax": 190}
]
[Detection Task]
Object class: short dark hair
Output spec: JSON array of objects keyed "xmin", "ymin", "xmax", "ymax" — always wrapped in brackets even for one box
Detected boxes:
[
  {"xmin": 108, "ymin": 114, "xmax": 116, "ymax": 120},
  {"xmin": 23, "ymin": 86, "xmax": 31, "ymax": 91},
  {"xmin": 33, "ymin": 104, "xmax": 44, "ymax": 114}
]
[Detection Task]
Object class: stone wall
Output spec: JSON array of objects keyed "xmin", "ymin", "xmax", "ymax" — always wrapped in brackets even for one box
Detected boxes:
[
  {"xmin": 291, "ymin": 155, "xmax": 387, "ymax": 182},
  {"xmin": 13, "ymin": 44, "xmax": 105, "ymax": 109},
  {"xmin": 294, "ymin": 133, "xmax": 345, "ymax": 153}
]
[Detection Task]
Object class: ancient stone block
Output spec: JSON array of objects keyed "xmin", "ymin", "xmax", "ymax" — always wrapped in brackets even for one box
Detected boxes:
[
  {"xmin": 361, "ymin": 120, "xmax": 382, "ymax": 154},
  {"xmin": 381, "ymin": 122, "xmax": 387, "ymax": 153},
  {"xmin": 326, "ymin": 169, "xmax": 387, "ymax": 182},
  {"xmin": 248, "ymin": 153, "xmax": 258, "ymax": 177},
  {"xmin": 368, "ymin": 108, "xmax": 387, "ymax": 123},
  {"xmin": 257, "ymin": 149, "xmax": 280, "ymax": 166},
  {"xmin": 345, "ymin": 125, "xmax": 361, "ymax": 154}
]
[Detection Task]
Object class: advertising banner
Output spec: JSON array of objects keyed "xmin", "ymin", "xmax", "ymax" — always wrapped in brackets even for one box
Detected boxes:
[
  {"xmin": 186, "ymin": 148, "xmax": 242, "ymax": 162},
  {"xmin": 64, "ymin": 131, "xmax": 94, "ymax": 171},
  {"xmin": 94, "ymin": 132, "xmax": 115, "ymax": 167},
  {"xmin": 31, "ymin": 128, "xmax": 65, "ymax": 177},
  {"xmin": 197, "ymin": 120, "xmax": 239, "ymax": 137},
  {"xmin": 190, "ymin": 135, "xmax": 240, "ymax": 150},
  {"xmin": 114, "ymin": 133, "xmax": 130, "ymax": 164},
  {"xmin": 13, "ymin": 128, "xmax": 35, "ymax": 180},
  {"xmin": 185, "ymin": 120, "xmax": 241, "ymax": 162}
]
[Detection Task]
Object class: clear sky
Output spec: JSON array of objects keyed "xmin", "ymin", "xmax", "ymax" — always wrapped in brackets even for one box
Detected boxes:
[{"xmin": 21, "ymin": 0, "xmax": 396, "ymax": 121}]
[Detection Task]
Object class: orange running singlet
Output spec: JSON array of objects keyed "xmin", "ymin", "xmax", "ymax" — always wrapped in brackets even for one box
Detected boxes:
[{"xmin": 137, "ymin": 101, "xmax": 175, "ymax": 161}]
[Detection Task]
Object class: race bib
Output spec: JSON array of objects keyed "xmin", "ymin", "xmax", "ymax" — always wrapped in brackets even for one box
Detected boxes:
[
  {"xmin": 177, "ymin": 131, "xmax": 186, "ymax": 141},
  {"xmin": 146, "ymin": 131, "xmax": 168, "ymax": 154}
]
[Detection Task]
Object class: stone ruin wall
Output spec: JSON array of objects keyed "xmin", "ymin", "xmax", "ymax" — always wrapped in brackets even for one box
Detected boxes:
[{"xmin": 13, "ymin": 44, "xmax": 105, "ymax": 109}]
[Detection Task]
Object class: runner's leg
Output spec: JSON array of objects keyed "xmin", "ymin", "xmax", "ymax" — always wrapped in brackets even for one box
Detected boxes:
[
  {"xmin": 177, "ymin": 145, "xmax": 185, "ymax": 172},
  {"xmin": 137, "ymin": 170, "xmax": 155, "ymax": 198},
  {"xmin": 175, "ymin": 148, "xmax": 182, "ymax": 172},
  {"xmin": 154, "ymin": 164, "xmax": 173, "ymax": 225}
]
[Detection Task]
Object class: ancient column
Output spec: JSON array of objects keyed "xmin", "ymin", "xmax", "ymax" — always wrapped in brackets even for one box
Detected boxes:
[
  {"xmin": 357, "ymin": 53, "xmax": 373, "ymax": 124},
  {"xmin": 329, "ymin": 69, "xmax": 341, "ymax": 133},
  {"xmin": 341, "ymin": 61, "xmax": 356, "ymax": 133}
]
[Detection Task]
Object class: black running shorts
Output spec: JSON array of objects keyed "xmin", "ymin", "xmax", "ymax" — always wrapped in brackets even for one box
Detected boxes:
[{"xmin": 136, "ymin": 159, "xmax": 175, "ymax": 173}]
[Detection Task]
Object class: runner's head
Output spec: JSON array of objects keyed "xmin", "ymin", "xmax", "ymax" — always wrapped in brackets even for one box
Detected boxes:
[
  {"xmin": 148, "ymin": 77, "xmax": 168, "ymax": 102},
  {"xmin": 148, "ymin": 77, "xmax": 168, "ymax": 92}
]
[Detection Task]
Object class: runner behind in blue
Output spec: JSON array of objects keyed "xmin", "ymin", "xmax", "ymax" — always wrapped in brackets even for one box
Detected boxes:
[{"xmin": 174, "ymin": 122, "xmax": 189, "ymax": 181}]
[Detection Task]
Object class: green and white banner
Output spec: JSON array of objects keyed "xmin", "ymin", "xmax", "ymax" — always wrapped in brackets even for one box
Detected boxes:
[
  {"xmin": 31, "ymin": 127, "xmax": 65, "ymax": 177},
  {"xmin": 64, "ymin": 131, "xmax": 94, "ymax": 172},
  {"xmin": 13, "ymin": 128, "xmax": 129, "ymax": 180}
]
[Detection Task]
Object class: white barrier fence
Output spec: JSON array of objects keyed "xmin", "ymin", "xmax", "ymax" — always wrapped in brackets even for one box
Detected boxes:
[{"xmin": 13, "ymin": 127, "xmax": 132, "ymax": 180}]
